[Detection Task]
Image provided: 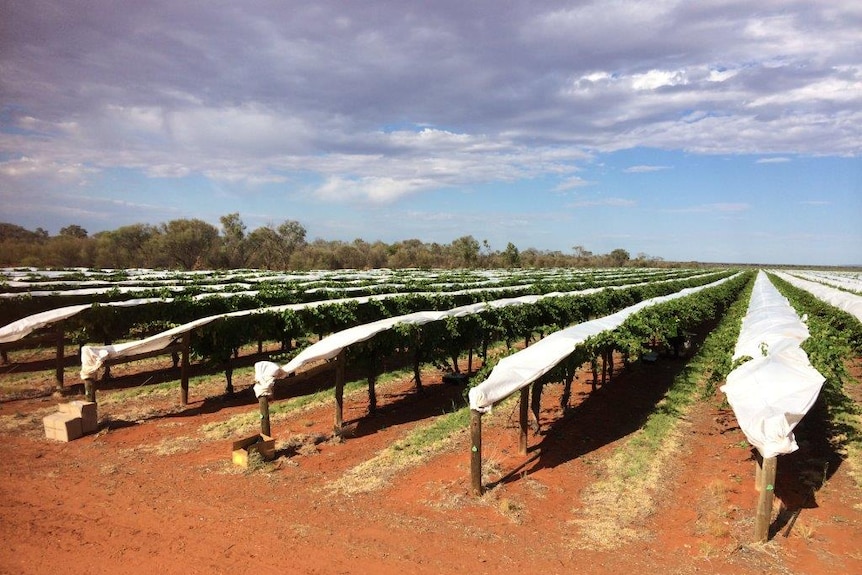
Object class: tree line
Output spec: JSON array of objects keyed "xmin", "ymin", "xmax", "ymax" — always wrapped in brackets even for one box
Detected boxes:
[{"xmin": 0, "ymin": 215, "xmax": 670, "ymax": 270}]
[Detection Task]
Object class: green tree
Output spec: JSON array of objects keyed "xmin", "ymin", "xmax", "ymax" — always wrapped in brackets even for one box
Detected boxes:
[
  {"xmin": 218, "ymin": 213, "xmax": 247, "ymax": 268},
  {"xmin": 608, "ymin": 248, "xmax": 631, "ymax": 267},
  {"xmin": 159, "ymin": 219, "xmax": 220, "ymax": 270},
  {"xmin": 93, "ymin": 224, "xmax": 161, "ymax": 268},
  {"xmin": 59, "ymin": 224, "xmax": 89, "ymax": 239},
  {"xmin": 504, "ymin": 242, "xmax": 520, "ymax": 268},
  {"xmin": 245, "ymin": 220, "xmax": 307, "ymax": 270},
  {"xmin": 449, "ymin": 235, "xmax": 480, "ymax": 268}
]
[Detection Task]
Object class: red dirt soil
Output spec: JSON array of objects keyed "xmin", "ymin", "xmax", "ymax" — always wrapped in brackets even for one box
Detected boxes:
[{"xmin": 1, "ymin": 345, "xmax": 860, "ymax": 575}]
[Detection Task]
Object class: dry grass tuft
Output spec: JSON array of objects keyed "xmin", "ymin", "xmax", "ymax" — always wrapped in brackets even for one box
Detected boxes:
[
  {"xmin": 695, "ymin": 479, "xmax": 732, "ymax": 538},
  {"xmin": 571, "ymin": 424, "xmax": 685, "ymax": 550},
  {"xmin": 497, "ymin": 497, "xmax": 525, "ymax": 523},
  {"xmin": 284, "ymin": 433, "xmax": 328, "ymax": 457},
  {"xmin": 328, "ymin": 417, "xmax": 467, "ymax": 496}
]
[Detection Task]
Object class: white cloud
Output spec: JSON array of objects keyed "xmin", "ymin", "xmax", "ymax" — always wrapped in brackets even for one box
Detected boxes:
[
  {"xmin": 630, "ymin": 69, "xmax": 688, "ymax": 91},
  {"xmin": 624, "ymin": 165, "xmax": 671, "ymax": 173},
  {"xmin": 554, "ymin": 177, "xmax": 592, "ymax": 191},
  {"xmin": 568, "ymin": 197, "xmax": 637, "ymax": 208},
  {"xmin": 1, "ymin": 0, "xmax": 859, "ymax": 258},
  {"xmin": 665, "ymin": 203, "xmax": 751, "ymax": 214},
  {"xmin": 314, "ymin": 176, "xmax": 438, "ymax": 203},
  {"xmin": 0, "ymin": 157, "xmax": 93, "ymax": 180}
]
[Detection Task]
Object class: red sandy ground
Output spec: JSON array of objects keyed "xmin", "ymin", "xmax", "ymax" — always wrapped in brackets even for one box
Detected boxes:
[{"xmin": 1, "ymin": 344, "xmax": 860, "ymax": 575}]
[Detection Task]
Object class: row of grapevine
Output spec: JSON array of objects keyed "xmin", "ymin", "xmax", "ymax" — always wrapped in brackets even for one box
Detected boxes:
[
  {"xmin": 466, "ymin": 271, "xmax": 751, "ymax": 493},
  {"xmin": 0, "ymin": 267, "xmax": 708, "ymax": 330},
  {"xmin": 788, "ymin": 270, "xmax": 862, "ymax": 295},
  {"xmin": 773, "ymin": 270, "xmax": 862, "ymax": 323},
  {"xmin": 468, "ymin": 273, "xmax": 747, "ymax": 412},
  {"xmin": 79, "ymin": 270, "xmax": 733, "ymax": 405},
  {"xmin": 251, "ymin": 270, "xmax": 732, "ymax": 393},
  {"xmin": 720, "ymin": 272, "xmax": 825, "ymax": 459}
]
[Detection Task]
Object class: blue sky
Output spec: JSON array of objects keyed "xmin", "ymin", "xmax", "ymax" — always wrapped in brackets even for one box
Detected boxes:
[{"xmin": 1, "ymin": 1, "xmax": 860, "ymax": 265}]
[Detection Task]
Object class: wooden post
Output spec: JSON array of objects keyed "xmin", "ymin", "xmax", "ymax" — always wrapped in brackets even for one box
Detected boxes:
[
  {"xmin": 470, "ymin": 409, "xmax": 483, "ymax": 496},
  {"xmin": 334, "ymin": 351, "xmax": 346, "ymax": 436},
  {"xmin": 519, "ymin": 386, "xmax": 529, "ymax": 455},
  {"xmin": 180, "ymin": 332, "xmax": 190, "ymax": 405},
  {"xmin": 411, "ymin": 336, "xmax": 422, "ymax": 393},
  {"xmin": 530, "ymin": 380, "xmax": 542, "ymax": 431},
  {"xmin": 54, "ymin": 323, "xmax": 65, "ymax": 391},
  {"xmin": 754, "ymin": 451, "xmax": 763, "ymax": 492},
  {"xmin": 368, "ymin": 372, "xmax": 377, "ymax": 414},
  {"xmin": 84, "ymin": 379, "xmax": 96, "ymax": 403},
  {"xmin": 259, "ymin": 395, "xmax": 271, "ymax": 437},
  {"xmin": 754, "ymin": 456, "xmax": 778, "ymax": 542}
]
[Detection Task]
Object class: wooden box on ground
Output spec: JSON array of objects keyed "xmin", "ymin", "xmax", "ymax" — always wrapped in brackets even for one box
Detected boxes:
[
  {"xmin": 43, "ymin": 412, "xmax": 83, "ymax": 442},
  {"xmin": 231, "ymin": 434, "xmax": 276, "ymax": 467},
  {"xmin": 59, "ymin": 401, "xmax": 98, "ymax": 434}
]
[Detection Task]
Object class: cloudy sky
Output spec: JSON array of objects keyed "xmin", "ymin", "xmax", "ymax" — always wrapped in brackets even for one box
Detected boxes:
[{"xmin": 1, "ymin": 0, "xmax": 860, "ymax": 265}]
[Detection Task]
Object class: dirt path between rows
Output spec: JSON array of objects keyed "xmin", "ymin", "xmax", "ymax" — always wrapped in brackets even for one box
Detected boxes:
[{"xmin": 1, "ymin": 346, "xmax": 860, "ymax": 574}]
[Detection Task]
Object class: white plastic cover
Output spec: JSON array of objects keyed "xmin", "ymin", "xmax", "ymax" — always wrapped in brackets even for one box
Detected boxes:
[
  {"xmin": 720, "ymin": 272, "xmax": 824, "ymax": 458},
  {"xmin": 772, "ymin": 271, "xmax": 862, "ymax": 323},
  {"xmin": 252, "ymin": 271, "xmax": 725, "ymax": 388},
  {"xmin": 253, "ymin": 361, "xmax": 283, "ymax": 398},
  {"xmin": 732, "ymin": 272, "xmax": 810, "ymax": 360},
  {"xmin": 468, "ymin": 274, "xmax": 740, "ymax": 412},
  {"xmin": 0, "ymin": 298, "xmax": 167, "ymax": 344},
  {"xmin": 77, "ymin": 291, "xmax": 482, "ymax": 379},
  {"xmin": 77, "ymin": 269, "xmax": 721, "ymax": 382}
]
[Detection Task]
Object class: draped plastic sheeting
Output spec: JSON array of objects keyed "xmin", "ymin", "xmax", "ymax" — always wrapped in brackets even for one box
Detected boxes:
[
  {"xmin": 0, "ymin": 298, "xmax": 166, "ymax": 344},
  {"xmin": 720, "ymin": 272, "xmax": 824, "ymax": 459},
  {"xmin": 78, "ymin": 283, "xmax": 577, "ymax": 380},
  {"xmin": 78, "ymin": 293, "xmax": 420, "ymax": 380},
  {"xmin": 77, "ymin": 269, "xmax": 721, "ymax": 383},
  {"xmin": 732, "ymin": 272, "xmax": 810, "ymax": 360},
  {"xmin": 251, "ymin": 272, "xmax": 725, "ymax": 398},
  {"xmin": 791, "ymin": 270, "xmax": 862, "ymax": 294},
  {"xmin": 772, "ymin": 271, "xmax": 862, "ymax": 323},
  {"xmin": 467, "ymin": 274, "xmax": 740, "ymax": 413}
]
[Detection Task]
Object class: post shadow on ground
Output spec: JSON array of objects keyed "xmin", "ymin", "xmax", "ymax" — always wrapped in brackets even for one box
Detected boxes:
[
  {"xmin": 487, "ymin": 322, "xmax": 719, "ymax": 489},
  {"xmin": 768, "ymin": 392, "xmax": 845, "ymax": 539}
]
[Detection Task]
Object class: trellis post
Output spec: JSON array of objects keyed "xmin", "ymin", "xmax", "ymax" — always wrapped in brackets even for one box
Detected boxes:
[
  {"xmin": 471, "ymin": 409, "xmax": 483, "ymax": 495},
  {"xmin": 334, "ymin": 350, "xmax": 346, "ymax": 436},
  {"xmin": 519, "ymin": 386, "xmax": 529, "ymax": 455},
  {"xmin": 84, "ymin": 378, "xmax": 96, "ymax": 403},
  {"xmin": 54, "ymin": 323, "xmax": 65, "ymax": 391},
  {"xmin": 259, "ymin": 395, "xmax": 271, "ymax": 437},
  {"xmin": 180, "ymin": 332, "xmax": 190, "ymax": 405},
  {"xmin": 754, "ymin": 455, "xmax": 778, "ymax": 542}
]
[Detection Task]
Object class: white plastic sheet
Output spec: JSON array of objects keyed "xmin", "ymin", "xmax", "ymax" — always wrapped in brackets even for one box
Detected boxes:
[
  {"xmin": 253, "ymin": 361, "xmax": 283, "ymax": 398},
  {"xmin": 0, "ymin": 298, "xmax": 167, "ymax": 344},
  {"xmin": 77, "ymin": 269, "xmax": 722, "ymax": 382},
  {"xmin": 772, "ymin": 271, "xmax": 862, "ymax": 323},
  {"xmin": 468, "ymin": 274, "xmax": 740, "ymax": 412},
  {"xmin": 253, "ymin": 271, "xmax": 725, "ymax": 390},
  {"xmin": 77, "ymin": 291, "xmax": 466, "ymax": 379},
  {"xmin": 720, "ymin": 272, "xmax": 824, "ymax": 458}
]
